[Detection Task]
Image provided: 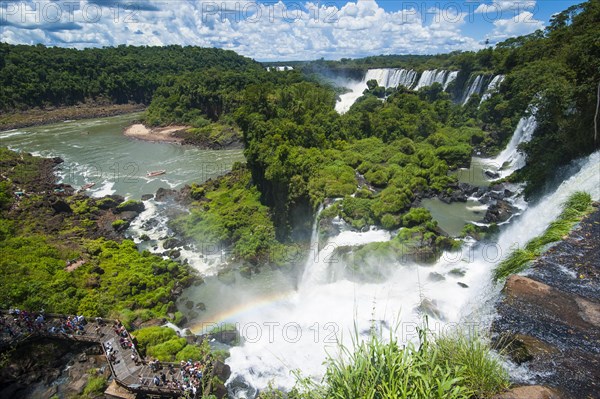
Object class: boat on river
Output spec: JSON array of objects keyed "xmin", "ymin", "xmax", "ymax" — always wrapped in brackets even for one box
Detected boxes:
[{"xmin": 147, "ymin": 170, "xmax": 166, "ymax": 177}]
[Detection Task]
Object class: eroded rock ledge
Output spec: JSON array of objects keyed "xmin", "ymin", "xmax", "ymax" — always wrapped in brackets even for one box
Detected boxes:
[{"xmin": 492, "ymin": 208, "xmax": 600, "ymax": 398}]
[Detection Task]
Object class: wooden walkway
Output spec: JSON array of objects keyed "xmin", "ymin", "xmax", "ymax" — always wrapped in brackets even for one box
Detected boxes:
[{"xmin": 0, "ymin": 311, "xmax": 212, "ymax": 398}]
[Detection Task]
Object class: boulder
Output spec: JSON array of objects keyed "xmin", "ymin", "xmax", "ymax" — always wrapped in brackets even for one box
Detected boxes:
[
  {"xmin": 416, "ymin": 298, "xmax": 445, "ymax": 321},
  {"xmin": 141, "ymin": 193, "xmax": 154, "ymax": 201},
  {"xmin": 50, "ymin": 198, "xmax": 72, "ymax": 214},
  {"xmin": 504, "ymin": 275, "xmax": 600, "ymax": 331},
  {"xmin": 485, "ymin": 169, "xmax": 500, "ymax": 179},
  {"xmin": 484, "ymin": 199, "xmax": 516, "ymax": 223},
  {"xmin": 115, "ymin": 200, "xmax": 144, "ymax": 213},
  {"xmin": 163, "ymin": 237, "xmax": 182, "ymax": 249},
  {"xmin": 96, "ymin": 195, "xmax": 124, "ymax": 210},
  {"xmin": 428, "ymin": 272, "xmax": 445, "ymax": 282},
  {"xmin": 155, "ymin": 187, "xmax": 178, "ymax": 202}
]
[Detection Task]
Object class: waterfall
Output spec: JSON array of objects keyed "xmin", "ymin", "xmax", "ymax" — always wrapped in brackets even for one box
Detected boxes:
[
  {"xmin": 364, "ymin": 68, "xmax": 419, "ymax": 89},
  {"xmin": 335, "ymin": 68, "xmax": 454, "ymax": 113},
  {"xmin": 387, "ymin": 69, "xmax": 418, "ymax": 89},
  {"xmin": 462, "ymin": 75, "xmax": 485, "ymax": 105},
  {"xmin": 444, "ymin": 71, "xmax": 459, "ymax": 90},
  {"xmin": 487, "ymin": 112, "xmax": 538, "ymax": 177},
  {"xmin": 480, "ymin": 75, "xmax": 505, "ymax": 104},
  {"xmin": 217, "ymin": 147, "xmax": 600, "ymax": 396},
  {"xmin": 414, "ymin": 70, "xmax": 437, "ymax": 90}
]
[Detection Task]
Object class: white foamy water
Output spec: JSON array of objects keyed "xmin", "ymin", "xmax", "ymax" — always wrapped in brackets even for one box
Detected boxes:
[
  {"xmin": 480, "ymin": 75, "xmax": 505, "ymax": 104},
  {"xmin": 486, "ymin": 113, "xmax": 538, "ymax": 177},
  {"xmin": 90, "ymin": 181, "xmax": 116, "ymax": 198},
  {"xmin": 462, "ymin": 74, "xmax": 485, "ymax": 105},
  {"xmin": 334, "ymin": 68, "xmax": 456, "ymax": 114},
  {"xmin": 215, "ymin": 150, "xmax": 600, "ymax": 396},
  {"xmin": 0, "ymin": 130, "xmax": 28, "ymax": 139},
  {"xmin": 128, "ymin": 199, "xmax": 227, "ymax": 276}
]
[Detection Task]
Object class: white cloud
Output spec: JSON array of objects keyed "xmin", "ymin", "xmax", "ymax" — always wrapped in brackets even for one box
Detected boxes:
[
  {"xmin": 0, "ymin": 0, "xmax": 489, "ymax": 60},
  {"xmin": 488, "ymin": 11, "xmax": 544, "ymax": 41},
  {"xmin": 475, "ymin": 0, "xmax": 537, "ymax": 15}
]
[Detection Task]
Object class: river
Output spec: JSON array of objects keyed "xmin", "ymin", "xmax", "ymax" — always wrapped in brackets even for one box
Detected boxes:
[{"xmin": 0, "ymin": 113, "xmax": 245, "ymax": 199}]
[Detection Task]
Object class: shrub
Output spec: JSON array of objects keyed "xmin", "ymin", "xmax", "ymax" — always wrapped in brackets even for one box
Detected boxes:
[
  {"xmin": 401, "ymin": 207, "xmax": 432, "ymax": 227},
  {"xmin": 296, "ymin": 325, "xmax": 509, "ymax": 399},
  {"xmin": 111, "ymin": 219, "xmax": 128, "ymax": 230},
  {"xmin": 83, "ymin": 374, "xmax": 107, "ymax": 397}
]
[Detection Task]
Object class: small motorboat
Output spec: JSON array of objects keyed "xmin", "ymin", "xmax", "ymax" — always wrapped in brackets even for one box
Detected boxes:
[
  {"xmin": 147, "ymin": 170, "xmax": 166, "ymax": 177},
  {"xmin": 80, "ymin": 183, "xmax": 95, "ymax": 191}
]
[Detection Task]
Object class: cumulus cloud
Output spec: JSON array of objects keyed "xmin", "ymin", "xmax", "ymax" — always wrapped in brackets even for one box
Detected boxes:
[
  {"xmin": 0, "ymin": 0, "xmax": 500, "ymax": 60},
  {"xmin": 474, "ymin": 0, "xmax": 537, "ymax": 15},
  {"xmin": 487, "ymin": 11, "xmax": 544, "ymax": 42}
]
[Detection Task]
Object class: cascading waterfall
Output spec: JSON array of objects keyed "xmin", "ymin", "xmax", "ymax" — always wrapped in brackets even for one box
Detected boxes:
[
  {"xmin": 462, "ymin": 74, "xmax": 485, "ymax": 105},
  {"xmin": 480, "ymin": 75, "xmax": 505, "ymax": 104},
  {"xmin": 414, "ymin": 69, "xmax": 455, "ymax": 90},
  {"xmin": 414, "ymin": 70, "xmax": 438, "ymax": 90},
  {"xmin": 444, "ymin": 71, "xmax": 459, "ymax": 90},
  {"xmin": 335, "ymin": 68, "xmax": 456, "ymax": 114},
  {"xmin": 335, "ymin": 68, "xmax": 419, "ymax": 114},
  {"xmin": 386, "ymin": 69, "xmax": 419, "ymax": 89},
  {"xmin": 220, "ymin": 149, "xmax": 600, "ymax": 397},
  {"xmin": 486, "ymin": 112, "xmax": 538, "ymax": 177}
]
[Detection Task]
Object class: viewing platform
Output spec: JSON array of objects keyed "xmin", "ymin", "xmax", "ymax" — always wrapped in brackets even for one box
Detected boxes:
[{"xmin": 0, "ymin": 310, "xmax": 226, "ymax": 398}]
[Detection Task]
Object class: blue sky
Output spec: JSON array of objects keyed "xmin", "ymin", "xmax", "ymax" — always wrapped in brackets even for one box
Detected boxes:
[{"xmin": 0, "ymin": 0, "xmax": 583, "ymax": 61}]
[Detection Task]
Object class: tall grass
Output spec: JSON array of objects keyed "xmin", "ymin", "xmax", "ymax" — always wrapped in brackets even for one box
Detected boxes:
[
  {"xmin": 493, "ymin": 191, "xmax": 593, "ymax": 281},
  {"xmin": 282, "ymin": 323, "xmax": 509, "ymax": 399}
]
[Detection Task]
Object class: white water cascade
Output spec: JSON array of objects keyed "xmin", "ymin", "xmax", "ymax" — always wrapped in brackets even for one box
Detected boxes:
[
  {"xmin": 335, "ymin": 68, "xmax": 418, "ymax": 114},
  {"xmin": 444, "ymin": 71, "xmax": 459, "ymax": 90},
  {"xmin": 335, "ymin": 68, "xmax": 456, "ymax": 114},
  {"xmin": 480, "ymin": 75, "xmax": 505, "ymax": 104},
  {"xmin": 486, "ymin": 112, "xmax": 538, "ymax": 177},
  {"xmin": 414, "ymin": 69, "xmax": 456, "ymax": 91},
  {"xmin": 462, "ymin": 74, "xmax": 486, "ymax": 105},
  {"xmin": 220, "ymin": 150, "xmax": 600, "ymax": 396}
]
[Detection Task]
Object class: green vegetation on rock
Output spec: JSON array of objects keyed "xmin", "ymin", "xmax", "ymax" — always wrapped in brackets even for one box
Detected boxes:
[
  {"xmin": 493, "ymin": 192, "xmax": 593, "ymax": 281},
  {"xmin": 0, "ymin": 149, "xmax": 192, "ymax": 323},
  {"xmin": 265, "ymin": 325, "xmax": 509, "ymax": 399}
]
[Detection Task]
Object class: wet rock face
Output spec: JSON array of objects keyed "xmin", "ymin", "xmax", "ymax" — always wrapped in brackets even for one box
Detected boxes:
[
  {"xmin": 0, "ymin": 338, "xmax": 108, "ymax": 399},
  {"xmin": 492, "ymin": 385, "xmax": 566, "ymax": 399},
  {"xmin": 492, "ymin": 209, "xmax": 600, "ymax": 398},
  {"xmin": 484, "ymin": 199, "xmax": 517, "ymax": 223},
  {"xmin": 50, "ymin": 198, "xmax": 72, "ymax": 214}
]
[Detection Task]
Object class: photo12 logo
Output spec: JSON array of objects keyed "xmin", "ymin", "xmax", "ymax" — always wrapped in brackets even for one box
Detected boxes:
[
  {"xmin": 1, "ymin": 1, "xmax": 144, "ymax": 24},
  {"xmin": 0, "ymin": 1, "xmax": 540, "ymax": 27}
]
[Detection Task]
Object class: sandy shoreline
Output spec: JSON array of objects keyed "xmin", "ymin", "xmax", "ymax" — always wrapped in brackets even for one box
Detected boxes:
[{"xmin": 123, "ymin": 123, "xmax": 189, "ymax": 143}]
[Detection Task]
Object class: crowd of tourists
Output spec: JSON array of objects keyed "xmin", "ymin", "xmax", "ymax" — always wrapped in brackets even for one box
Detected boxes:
[
  {"xmin": 1, "ymin": 309, "xmax": 88, "ymax": 342},
  {"xmin": 1, "ymin": 309, "xmax": 210, "ymax": 397}
]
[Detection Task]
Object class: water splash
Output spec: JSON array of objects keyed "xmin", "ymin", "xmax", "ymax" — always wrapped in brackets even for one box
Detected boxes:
[
  {"xmin": 488, "ymin": 112, "xmax": 538, "ymax": 178},
  {"xmin": 216, "ymin": 149, "xmax": 600, "ymax": 396},
  {"xmin": 480, "ymin": 75, "xmax": 505, "ymax": 104}
]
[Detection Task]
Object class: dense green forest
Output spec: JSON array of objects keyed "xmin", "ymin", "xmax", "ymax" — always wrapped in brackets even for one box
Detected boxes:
[
  {"xmin": 1, "ymin": 1, "xmax": 598, "ymax": 268},
  {"xmin": 0, "ymin": 44, "xmax": 262, "ymax": 110},
  {"xmin": 303, "ymin": 1, "xmax": 600, "ymax": 196},
  {"xmin": 137, "ymin": 1, "xmax": 600, "ymax": 267},
  {"xmin": 0, "ymin": 148, "xmax": 192, "ymax": 325}
]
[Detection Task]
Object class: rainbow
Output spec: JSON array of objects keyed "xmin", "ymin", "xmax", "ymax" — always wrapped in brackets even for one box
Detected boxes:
[{"xmin": 188, "ymin": 290, "xmax": 297, "ymax": 334}]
